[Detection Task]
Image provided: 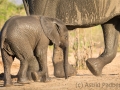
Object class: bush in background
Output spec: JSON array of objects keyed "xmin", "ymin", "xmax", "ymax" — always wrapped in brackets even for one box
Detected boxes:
[
  {"xmin": 0, "ymin": 0, "xmax": 26, "ymax": 29},
  {"xmin": 69, "ymin": 26, "xmax": 104, "ymax": 69}
]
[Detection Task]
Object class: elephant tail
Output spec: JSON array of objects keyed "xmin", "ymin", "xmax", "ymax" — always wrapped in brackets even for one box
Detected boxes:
[
  {"xmin": 0, "ymin": 16, "xmax": 12, "ymax": 49},
  {"xmin": 0, "ymin": 21, "xmax": 8, "ymax": 49},
  {"xmin": 1, "ymin": 16, "xmax": 19, "ymax": 49}
]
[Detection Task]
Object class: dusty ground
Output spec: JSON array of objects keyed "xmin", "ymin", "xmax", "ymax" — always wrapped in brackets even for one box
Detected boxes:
[{"xmin": 0, "ymin": 50, "xmax": 120, "ymax": 90}]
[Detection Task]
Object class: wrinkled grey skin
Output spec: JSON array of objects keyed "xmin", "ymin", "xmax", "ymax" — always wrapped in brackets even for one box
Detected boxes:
[
  {"xmin": 0, "ymin": 15, "xmax": 69, "ymax": 87},
  {"xmin": 23, "ymin": 0, "xmax": 77, "ymax": 78},
  {"xmin": 22, "ymin": 0, "xmax": 120, "ymax": 76}
]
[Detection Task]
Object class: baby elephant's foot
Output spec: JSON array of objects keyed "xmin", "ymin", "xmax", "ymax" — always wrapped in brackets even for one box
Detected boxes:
[
  {"xmin": 40, "ymin": 75, "xmax": 51, "ymax": 82},
  {"xmin": 31, "ymin": 72, "xmax": 40, "ymax": 82},
  {"xmin": 4, "ymin": 81, "xmax": 13, "ymax": 87},
  {"xmin": 17, "ymin": 78, "xmax": 30, "ymax": 84}
]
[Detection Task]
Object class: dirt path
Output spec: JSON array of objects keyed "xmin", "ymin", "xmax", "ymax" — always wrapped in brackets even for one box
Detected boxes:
[{"xmin": 0, "ymin": 52, "xmax": 120, "ymax": 90}]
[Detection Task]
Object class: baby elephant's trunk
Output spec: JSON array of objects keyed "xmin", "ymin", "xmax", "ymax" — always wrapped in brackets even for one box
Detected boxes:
[{"xmin": 63, "ymin": 46, "xmax": 68, "ymax": 79}]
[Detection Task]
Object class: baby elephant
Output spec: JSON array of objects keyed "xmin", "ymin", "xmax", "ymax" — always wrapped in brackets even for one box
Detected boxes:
[{"xmin": 0, "ymin": 15, "xmax": 69, "ymax": 87}]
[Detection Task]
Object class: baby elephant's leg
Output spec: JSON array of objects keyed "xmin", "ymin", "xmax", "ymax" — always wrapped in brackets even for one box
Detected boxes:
[
  {"xmin": 40, "ymin": 66, "xmax": 51, "ymax": 82},
  {"xmin": 35, "ymin": 48, "xmax": 50, "ymax": 82},
  {"xmin": 18, "ymin": 56, "xmax": 38, "ymax": 84},
  {"xmin": 27, "ymin": 56, "xmax": 39, "ymax": 82},
  {"xmin": 36, "ymin": 51, "xmax": 48, "ymax": 81},
  {"xmin": 1, "ymin": 49, "xmax": 14, "ymax": 87},
  {"xmin": 16, "ymin": 45, "xmax": 36, "ymax": 84}
]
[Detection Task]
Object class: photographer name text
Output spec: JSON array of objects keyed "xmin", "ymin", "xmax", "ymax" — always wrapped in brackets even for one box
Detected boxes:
[{"xmin": 76, "ymin": 82, "xmax": 120, "ymax": 89}]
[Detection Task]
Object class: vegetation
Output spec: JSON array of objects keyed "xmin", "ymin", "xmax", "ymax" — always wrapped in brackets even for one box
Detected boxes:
[
  {"xmin": 69, "ymin": 26, "xmax": 104, "ymax": 69},
  {"xmin": 0, "ymin": 0, "xmax": 26, "ymax": 29}
]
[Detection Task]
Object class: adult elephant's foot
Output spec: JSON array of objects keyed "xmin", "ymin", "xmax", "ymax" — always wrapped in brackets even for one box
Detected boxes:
[
  {"xmin": 86, "ymin": 57, "xmax": 106, "ymax": 76},
  {"xmin": 54, "ymin": 61, "xmax": 77, "ymax": 78}
]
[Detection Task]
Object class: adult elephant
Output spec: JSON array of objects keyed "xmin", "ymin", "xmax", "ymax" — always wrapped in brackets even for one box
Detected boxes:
[{"xmin": 23, "ymin": 0, "xmax": 120, "ymax": 76}]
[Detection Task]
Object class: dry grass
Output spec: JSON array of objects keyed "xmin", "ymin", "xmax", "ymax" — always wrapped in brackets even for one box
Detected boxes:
[{"xmin": 68, "ymin": 25, "xmax": 104, "ymax": 69}]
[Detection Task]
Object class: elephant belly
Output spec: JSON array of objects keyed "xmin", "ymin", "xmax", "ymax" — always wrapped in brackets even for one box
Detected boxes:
[{"xmin": 31, "ymin": 0, "xmax": 120, "ymax": 26}]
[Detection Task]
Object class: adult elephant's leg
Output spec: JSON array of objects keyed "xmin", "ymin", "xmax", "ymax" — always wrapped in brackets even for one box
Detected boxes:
[
  {"xmin": 53, "ymin": 45, "xmax": 77, "ymax": 78},
  {"xmin": 86, "ymin": 17, "xmax": 119, "ymax": 76}
]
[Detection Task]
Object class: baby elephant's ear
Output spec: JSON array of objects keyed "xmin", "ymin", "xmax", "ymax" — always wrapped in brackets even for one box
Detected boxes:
[{"xmin": 40, "ymin": 16, "xmax": 60, "ymax": 46}]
